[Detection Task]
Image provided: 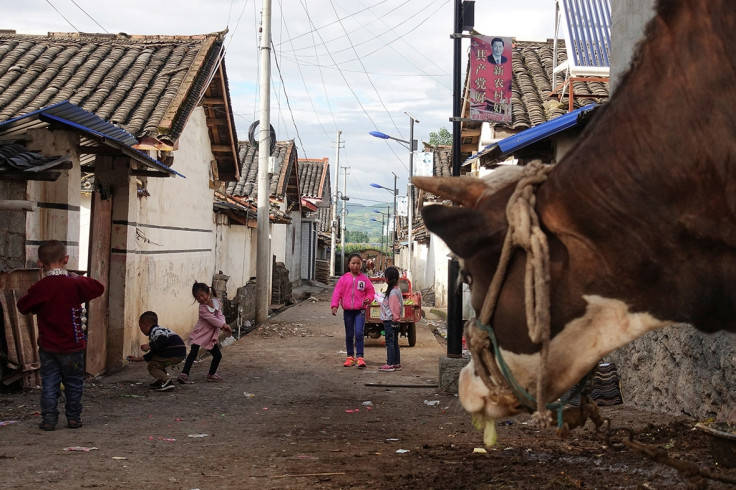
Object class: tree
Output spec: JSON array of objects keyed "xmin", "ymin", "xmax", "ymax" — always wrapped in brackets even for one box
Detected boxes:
[{"xmin": 428, "ymin": 127, "xmax": 452, "ymax": 146}]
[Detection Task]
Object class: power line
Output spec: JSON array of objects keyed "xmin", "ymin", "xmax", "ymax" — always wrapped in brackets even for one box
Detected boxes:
[
  {"xmin": 45, "ymin": 0, "xmax": 79, "ymax": 32},
  {"xmin": 271, "ymin": 40, "xmax": 307, "ymax": 158},
  {"xmin": 273, "ymin": 0, "xmax": 389, "ymax": 47},
  {"xmin": 69, "ymin": 0, "xmax": 109, "ymax": 33}
]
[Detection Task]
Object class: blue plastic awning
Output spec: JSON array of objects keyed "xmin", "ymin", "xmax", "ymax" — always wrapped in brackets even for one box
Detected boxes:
[
  {"xmin": 0, "ymin": 101, "xmax": 184, "ymax": 178},
  {"xmin": 464, "ymin": 103, "xmax": 598, "ymax": 167}
]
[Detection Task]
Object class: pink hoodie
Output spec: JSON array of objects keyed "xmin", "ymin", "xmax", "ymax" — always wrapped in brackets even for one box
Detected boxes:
[{"xmin": 331, "ymin": 272, "xmax": 375, "ymax": 310}]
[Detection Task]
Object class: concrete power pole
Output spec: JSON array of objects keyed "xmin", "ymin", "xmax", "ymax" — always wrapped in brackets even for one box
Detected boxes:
[
  {"xmin": 255, "ymin": 0, "xmax": 272, "ymax": 325},
  {"xmin": 329, "ymin": 131, "xmax": 341, "ymax": 277},
  {"xmin": 340, "ymin": 164, "xmax": 349, "ymax": 274}
]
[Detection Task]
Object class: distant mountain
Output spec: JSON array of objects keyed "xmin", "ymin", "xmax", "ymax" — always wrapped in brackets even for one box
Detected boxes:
[{"xmin": 339, "ymin": 202, "xmax": 392, "ymax": 243}]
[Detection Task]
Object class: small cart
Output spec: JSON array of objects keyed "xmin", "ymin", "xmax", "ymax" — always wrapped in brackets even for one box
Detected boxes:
[{"xmin": 365, "ymin": 276, "xmax": 422, "ymax": 347}]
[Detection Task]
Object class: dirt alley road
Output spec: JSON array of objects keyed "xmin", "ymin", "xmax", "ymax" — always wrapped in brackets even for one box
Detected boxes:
[{"xmin": 0, "ymin": 285, "xmax": 733, "ymax": 489}]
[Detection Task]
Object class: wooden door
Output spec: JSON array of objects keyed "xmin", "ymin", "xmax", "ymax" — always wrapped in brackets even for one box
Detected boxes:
[{"xmin": 85, "ymin": 192, "xmax": 111, "ymax": 376}]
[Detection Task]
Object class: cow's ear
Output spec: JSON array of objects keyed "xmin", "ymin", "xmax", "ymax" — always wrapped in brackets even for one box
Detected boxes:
[
  {"xmin": 421, "ymin": 204, "xmax": 493, "ymax": 259},
  {"xmin": 413, "ymin": 176, "xmax": 488, "ymax": 208}
]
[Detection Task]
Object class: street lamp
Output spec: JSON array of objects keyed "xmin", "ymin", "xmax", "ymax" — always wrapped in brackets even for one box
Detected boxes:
[
  {"xmin": 370, "ymin": 173, "xmax": 398, "ymax": 264},
  {"xmin": 369, "ymin": 113, "xmax": 419, "ymax": 279}
]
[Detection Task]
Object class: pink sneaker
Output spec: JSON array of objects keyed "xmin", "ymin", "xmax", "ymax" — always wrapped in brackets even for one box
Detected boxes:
[
  {"xmin": 378, "ymin": 364, "xmax": 395, "ymax": 372},
  {"xmin": 206, "ymin": 373, "xmax": 224, "ymax": 382},
  {"xmin": 392, "ymin": 364, "xmax": 402, "ymax": 371}
]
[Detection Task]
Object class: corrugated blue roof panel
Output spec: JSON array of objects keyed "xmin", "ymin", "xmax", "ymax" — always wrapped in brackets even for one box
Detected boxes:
[
  {"xmin": 464, "ymin": 104, "xmax": 598, "ymax": 167},
  {"xmin": 0, "ymin": 101, "xmax": 183, "ymax": 178}
]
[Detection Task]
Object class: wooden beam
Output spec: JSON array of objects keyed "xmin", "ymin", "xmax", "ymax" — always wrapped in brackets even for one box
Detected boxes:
[
  {"xmin": 461, "ymin": 144, "xmax": 477, "ymax": 153},
  {"xmin": 461, "ymin": 128, "xmax": 481, "ymax": 137},
  {"xmin": 211, "ymin": 144, "xmax": 233, "ymax": 153},
  {"xmin": 202, "ymin": 97, "xmax": 225, "ymax": 105},
  {"xmin": 130, "ymin": 169, "xmax": 172, "ymax": 178}
]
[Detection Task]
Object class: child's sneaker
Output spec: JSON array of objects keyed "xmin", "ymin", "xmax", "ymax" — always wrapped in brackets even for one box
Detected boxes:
[
  {"xmin": 206, "ymin": 373, "xmax": 224, "ymax": 382},
  {"xmin": 343, "ymin": 356, "xmax": 355, "ymax": 367},
  {"xmin": 356, "ymin": 357, "xmax": 366, "ymax": 368},
  {"xmin": 177, "ymin": 373, "xmax": 189, "ymax": 384},
  {"xmin": 392, "ymin": 364, "xmax": 402, "ymax": 371},
  {"xmin": 155, "ymin": 379, "xmax": 175, "ymax": 392},
  {"xmin": 378, "ymin": 364, "xmax": 395, "ymax": 372}
]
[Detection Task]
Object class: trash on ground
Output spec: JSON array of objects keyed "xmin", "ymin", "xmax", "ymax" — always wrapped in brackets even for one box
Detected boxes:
[
  {"xmin": 244, "ymin": 392, "xmax": 255, "ymax": 398},
  {"xmin": 396, "ymin": 449, "xmax": 410, "ymax": 454},
  {"xmin": 188, "ymin": 433, "xmax": 209, "ymax": 438},
  {"xmin": 63, "ymin": 446, "xmax": 98, "ymax": 452},
  {"xmin": 472, "ymin": 447, "xmax": 488, "ymax": 454},
  {"xmin": 424, "ymin": 400, "xmax": 440, "ymax": 406},
  {"xmin": 362, "ymin": 401, "xmax": 373, "ymax": 407},
  {"xmin": 0, "ymin": 420, "xmax": 20, "ymax": 427},
  {"xmin": 112, "ymin": 456, "xmax": 127, "ymax": 460}
]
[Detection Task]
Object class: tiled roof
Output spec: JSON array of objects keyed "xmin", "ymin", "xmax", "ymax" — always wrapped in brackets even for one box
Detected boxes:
[
  {"xmin": 297, "ymin": 158, "xmax": 330, "ymax": 201},
  {"xmin": 228, "ymin": 140, "xmax": 299, "ymax": 205},
  {"xmin": 461, "ymin": 39, "xmax": 609, "ymax": 155},
  {"xmin": 0, "ymin": 31, "xmax": 223, "ymax": 138},
  {"xmin": 0, "ymin": 30, "xmax": 239, "ymax": 179}
]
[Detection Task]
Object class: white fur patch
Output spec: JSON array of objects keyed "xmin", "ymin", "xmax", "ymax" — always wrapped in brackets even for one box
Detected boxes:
[{"xmin": 459, "ymin": 295, "xmax": 672, "ymax": 418}]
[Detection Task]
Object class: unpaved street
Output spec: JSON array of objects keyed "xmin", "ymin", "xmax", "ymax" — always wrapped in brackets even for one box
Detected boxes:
[{"xmin": 0, "ymin": 286, "xmax": 733, "ymax": 489}]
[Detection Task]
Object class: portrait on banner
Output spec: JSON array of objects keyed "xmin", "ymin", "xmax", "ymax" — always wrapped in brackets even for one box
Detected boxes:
[{"xmin": 469, "ymin": 35, "xmax": 512, "ymax": 123}]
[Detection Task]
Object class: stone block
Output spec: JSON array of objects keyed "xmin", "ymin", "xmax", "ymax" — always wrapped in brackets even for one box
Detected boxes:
[{"xmin": 439, "ymin": 356, "xmax": 470, "ymax": 394}]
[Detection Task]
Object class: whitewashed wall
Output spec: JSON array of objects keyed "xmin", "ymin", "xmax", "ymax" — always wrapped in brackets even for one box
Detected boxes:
[
  {"xmin": 214, "ymin": 213, "xmax": 256, "ymax": 295},
  {"xmin": 127, "ymin": 107, "xmax": 216, "ymax": 343}
]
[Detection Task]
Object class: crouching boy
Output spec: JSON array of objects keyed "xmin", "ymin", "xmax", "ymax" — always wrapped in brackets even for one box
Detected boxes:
[{"xmin": 128, "ymin": 311, "xmax": 185, "ymax": 392}]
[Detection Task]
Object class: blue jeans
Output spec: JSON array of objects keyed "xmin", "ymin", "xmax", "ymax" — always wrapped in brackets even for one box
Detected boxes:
[
  {"xmin": 343, "ymin": 310, "xmax": 365, "ymax": 357},
  {"xmin": 384, "ymin": 321, "xmax": 400, "ymax": 366},
  {"xmin": 39, "ymin": 349, "xmax": 85, "ymax": 425}
]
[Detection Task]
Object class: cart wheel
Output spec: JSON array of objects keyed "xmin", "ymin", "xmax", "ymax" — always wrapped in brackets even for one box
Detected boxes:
[{"xmin": 407, "ymin": 323, "xmax": 416, "ymax": 347}]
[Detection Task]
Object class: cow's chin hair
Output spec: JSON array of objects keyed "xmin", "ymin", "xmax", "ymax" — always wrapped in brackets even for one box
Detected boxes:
[{"xmin": 458, "ymin": 358, "xmax": 522, "ymax": 419}]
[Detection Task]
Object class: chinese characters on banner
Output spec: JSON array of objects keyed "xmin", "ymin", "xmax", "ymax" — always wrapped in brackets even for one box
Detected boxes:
[{"xmin": 470, "ymin": 35, "xmax": 512, "ymax": 123}]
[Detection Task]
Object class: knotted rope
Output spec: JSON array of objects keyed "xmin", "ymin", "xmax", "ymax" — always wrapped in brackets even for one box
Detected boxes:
[{"xmin": 466, "ymin": 160, "xmax": 555, "ymax": 425}]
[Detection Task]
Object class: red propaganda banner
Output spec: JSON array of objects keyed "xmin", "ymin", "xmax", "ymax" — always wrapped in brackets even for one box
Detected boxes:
[{"xmin": 470, "ymin": 35, "xmax": 512, "ymax": 123}]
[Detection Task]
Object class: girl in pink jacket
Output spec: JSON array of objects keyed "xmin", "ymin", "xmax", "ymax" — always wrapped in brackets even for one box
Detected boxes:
[
  {"xmin": 331, "ymin": 253, "xmax": 375, "ymax": 368},
  {"xmin": 178, "ymin": 282, "xmax": 232, "ymax": 383}
]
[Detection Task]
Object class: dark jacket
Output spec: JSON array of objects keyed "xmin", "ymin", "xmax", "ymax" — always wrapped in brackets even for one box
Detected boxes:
[{"xmin": 144, "ymin": 325, "xmax": 186, "ymax": 362}]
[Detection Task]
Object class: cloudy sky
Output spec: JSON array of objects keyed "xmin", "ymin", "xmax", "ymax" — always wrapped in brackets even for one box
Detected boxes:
[{"xmin": 3, "ymin": 0, "xmax": 557, "ymax": 206}]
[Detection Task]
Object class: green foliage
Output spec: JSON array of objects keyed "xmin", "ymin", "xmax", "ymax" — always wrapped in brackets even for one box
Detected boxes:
[{"xmin": 428, "ymin": 127, "xmax": 452, "ymax": 146}]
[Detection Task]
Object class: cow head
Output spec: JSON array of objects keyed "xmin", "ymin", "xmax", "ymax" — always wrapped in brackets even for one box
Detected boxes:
[{"xmin": 415, "ymin": 168, "xmax": 670, "ymax": 441}]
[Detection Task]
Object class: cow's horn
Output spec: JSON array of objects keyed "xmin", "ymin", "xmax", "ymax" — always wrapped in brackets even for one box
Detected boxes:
[
  {"xmin": 412, "ymin": 176, "xmax": 488, "ymax": 207},
  {"xmin": 413, "ymin": 166, "xmax": 525, "ymax": 208}
]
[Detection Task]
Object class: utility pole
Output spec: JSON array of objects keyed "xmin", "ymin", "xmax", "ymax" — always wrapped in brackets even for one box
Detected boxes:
[
  {"xmin": 391, "ymin": 172, "xmax": 397, "ymax": 266},
  {"xmin": 340, "ymin": 164, "xmax": 350, "ymax": 274},
  {"xmin": 330, "ymin": 130, "xmax": 341, "ymax": 277},
  {"xmin": 255, "ymin": 0, "xmax": 272, "ymax": 325},
  {"xmin": 405, "ymin": 112, "xmax": 419, "ymax": 280}
]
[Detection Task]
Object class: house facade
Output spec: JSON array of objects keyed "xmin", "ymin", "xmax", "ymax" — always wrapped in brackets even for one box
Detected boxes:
[{"xmin": 0, "ymin": 31, "xmax": 246, "ymax": 374}]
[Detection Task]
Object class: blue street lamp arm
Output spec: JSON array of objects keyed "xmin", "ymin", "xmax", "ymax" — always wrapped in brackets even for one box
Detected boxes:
[{"xmin": 369, "ymin": 130, "xmax": 411, "ymax": 149}]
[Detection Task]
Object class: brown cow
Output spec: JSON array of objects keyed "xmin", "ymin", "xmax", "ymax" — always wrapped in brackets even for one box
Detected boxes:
[{"xmin": 414, "ymin": 0, "xmax": 736, "ymax": 444}]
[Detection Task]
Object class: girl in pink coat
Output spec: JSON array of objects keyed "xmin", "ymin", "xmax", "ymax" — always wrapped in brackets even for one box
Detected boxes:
[
  {"xmin": 331, "ymin": 253, "xmax": 375, "ymax": 368},
  {"xmin": 178, "ymin": 282, "xmax": 232, "ymax": 383}
]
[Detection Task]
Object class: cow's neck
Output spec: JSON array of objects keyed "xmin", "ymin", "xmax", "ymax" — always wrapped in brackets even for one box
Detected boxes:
[{"xmin": 537, "ymin": 0, "xmax": 736, "ymax": 333}]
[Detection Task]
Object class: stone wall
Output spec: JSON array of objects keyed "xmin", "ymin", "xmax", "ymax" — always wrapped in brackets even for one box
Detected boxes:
[{"xmin": 606, "ymin": 325, "xmax": 736, "ymax": 420}]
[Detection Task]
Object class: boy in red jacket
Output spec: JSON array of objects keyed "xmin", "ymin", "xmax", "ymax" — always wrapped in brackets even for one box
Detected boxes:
[{"xmin": 16, "ymin": 240, "xmax": 104, "ymax": 431}]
